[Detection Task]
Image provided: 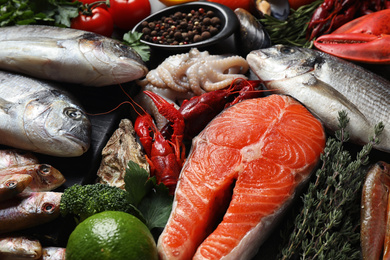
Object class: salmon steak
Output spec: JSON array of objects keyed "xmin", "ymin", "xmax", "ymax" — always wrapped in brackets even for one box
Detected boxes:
[{"xmin": 157, "ymin": 94, "xmax": 326, "ymax": 260}]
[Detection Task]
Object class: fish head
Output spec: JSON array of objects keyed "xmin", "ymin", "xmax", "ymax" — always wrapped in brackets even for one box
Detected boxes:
[
  {"xmin": 23, "ymin": 90, "xmax": 91, "ymax": 157},
  {"xmin": 32, "ymin": 192, "xmax": 62, "ymax": 219},
  {"xmin": 247, "ymin": 45, "xmax": 320, "ymax": 81},
  {"xmin": 79, "ymin": 34, "xmax": 149, "ymax": 86},
  {"xmin": 32, "ymin": 164, "xmax": 66, "ymax": 191},
  {"xmin": 0, "ymin": 174, "xmax": 32, "ymax": 192}
]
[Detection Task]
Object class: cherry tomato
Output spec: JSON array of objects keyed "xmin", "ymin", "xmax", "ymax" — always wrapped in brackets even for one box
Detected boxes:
[
  {"xmin": 71, "ymin": 7, "xmax": 114, "ymax": 37},
  {"xmin": 108, "ymin": 0, "xmax": 151, "ymax": 31}
]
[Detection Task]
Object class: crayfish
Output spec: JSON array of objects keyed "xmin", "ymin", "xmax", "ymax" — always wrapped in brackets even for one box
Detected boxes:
[
  {"xmin": 133, "ymin": 79, "xmax": 264, "ymax": 194},
  {"xmin": 307, "ymin": 0, "xmax": 390, "ymax": 41}
]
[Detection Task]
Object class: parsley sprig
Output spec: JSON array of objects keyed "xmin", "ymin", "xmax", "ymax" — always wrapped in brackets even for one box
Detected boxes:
[
  {"xmin": 0, "ymin": 0, "xmax": 79, "ymax": 27},
  {"xmin": 125, "ymin": 160, "xmax": 173, "ymax": 230}
]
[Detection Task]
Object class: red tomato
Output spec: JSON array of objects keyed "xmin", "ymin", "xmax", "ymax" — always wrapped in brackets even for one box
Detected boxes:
[
  {"xmin": 71, "ymin": 7, "xmax": 114, "ymax": 37},
  {"xmin": 108, "ymin": 0, "xmax": 151, "ymax": 31},
  {"xmin": 288, "ymin": 0, "xmax": 317, "ymax": 10}
]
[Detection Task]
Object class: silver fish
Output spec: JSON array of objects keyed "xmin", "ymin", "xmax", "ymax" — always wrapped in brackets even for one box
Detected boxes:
[
  {"xmin": 0, "ymin": 164, "xmax": 66, "ymax": 192},
  {"xmin": 0, "ymin": 236, "xmax": 42, "ymax": 259},
  {"xmin": 0, "ymin": 71, "xmax": 91, "ymax": 157},
  {"xmin": 0, "ymin": 192, "xmax": 62, "ymax": 234},
  {"xmin": 247, "ymin": 45, "xmax": 390, "ymax": 152},
  {"xmin": 0, "ymin": 25, "xmax": 148, "ymax": 87},
  {"xmin": 0, "ymin": 149, "xmax": 39, "ymax": 169}
]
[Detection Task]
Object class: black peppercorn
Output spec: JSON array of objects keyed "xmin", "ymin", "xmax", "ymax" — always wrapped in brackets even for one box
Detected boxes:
[{"xmin": 139, "ymin": 8, "xmax": 221, "ymax": 45}]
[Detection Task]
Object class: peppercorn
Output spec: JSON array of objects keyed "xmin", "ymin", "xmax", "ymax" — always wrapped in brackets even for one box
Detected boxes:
[{"xmin": 139, "ymin": 7, "xmax": 221, "ymax": 45}]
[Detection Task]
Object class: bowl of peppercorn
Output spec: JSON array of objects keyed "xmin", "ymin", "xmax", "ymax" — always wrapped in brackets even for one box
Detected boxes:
[{"xmin": 132, "ymin": 1, "xmax": 239, "ymax": 51}]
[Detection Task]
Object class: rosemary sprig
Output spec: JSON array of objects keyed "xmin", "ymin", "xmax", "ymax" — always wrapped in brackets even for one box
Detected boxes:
[
  {"xmin": 260, "ymin": 0, "xmax": 323, "ymax": 48},
  {"xmin": 278, "ymin": 111, "xmax": 384, "ymax": 260}
]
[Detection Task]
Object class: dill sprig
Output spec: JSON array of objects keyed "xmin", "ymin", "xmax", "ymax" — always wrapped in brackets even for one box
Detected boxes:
[
  {"xmin": 278, "ymin": 111, "xmax": 384, "ymax": 260},
  {"xmin": 260, "ymin": 0, "xmax": 323, "ymax": 48}
]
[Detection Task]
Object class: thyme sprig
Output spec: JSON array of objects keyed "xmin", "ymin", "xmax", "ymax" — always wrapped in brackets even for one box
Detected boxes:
[
  {"xmin": 279, "ymin": 111, "xmax": 384, "ymax": 260},
  {"xmin": 260, "ymin": 0, "xmax": 323, "ymax": 48}
]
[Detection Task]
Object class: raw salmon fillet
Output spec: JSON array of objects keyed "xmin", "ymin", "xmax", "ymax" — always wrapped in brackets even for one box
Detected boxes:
[{"xmin": 157, "ymin": 94, "xmax": 326, "ymax": 260}]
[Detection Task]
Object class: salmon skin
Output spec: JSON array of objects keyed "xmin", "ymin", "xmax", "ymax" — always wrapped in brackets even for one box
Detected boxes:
[{"xmin": 157, "ymin": 95, "xmax": 326, "ymax": 259}]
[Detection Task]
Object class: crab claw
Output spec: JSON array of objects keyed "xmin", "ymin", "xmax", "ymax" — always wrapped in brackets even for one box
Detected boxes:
[
  {"xmin": 314, "ymin": 33, "xmax": 390, "ymax": 64},
  {"xmin": 314, "ymin": 9, "xmax": 390, "ymax": 64}
]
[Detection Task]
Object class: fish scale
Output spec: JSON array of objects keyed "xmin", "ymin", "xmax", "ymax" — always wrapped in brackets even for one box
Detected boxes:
[
  {"xmin": 247, "ymin": 44, "xmax": 390, "ymax": 153},
  {"xmin": 0, "ymin": 25, "xmax": 148, "ymax": 87},
  {"xmin": 158, "ymin": 95, "xmax": 326, "ymax": 259},
  {"xmin": 0, "ymin": 71, "xmax": 91, "ymax": 157}
]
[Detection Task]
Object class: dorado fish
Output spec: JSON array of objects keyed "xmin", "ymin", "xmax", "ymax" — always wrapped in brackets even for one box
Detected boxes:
[
  {"xmin": 0, "ymin": 164, "xmax": 65, "ymax": 192},
  {"xmin": 158, "ymin": 95, "xmax": 326, "ymax": 259},
  {"xmin": 0, "ymin": 192, "xmax": 62, "ymax": 234},
  {"xmin": 0, "ymin": 71, "xmax": 91, "ymax": 157},
  {"xmin": 0, "ymin": 25, "xmax": 148, "ymax": 87},
  {"xmin": 247, "ymin": 45, "xmax": 390, "ymax": 152},
  {"xmin": 0, "ymin": 174, "xmax": 32, "ymax": 202}
]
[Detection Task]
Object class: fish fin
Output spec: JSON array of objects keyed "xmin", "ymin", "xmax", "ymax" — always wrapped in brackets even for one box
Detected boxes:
[
  {"xmin": 304, "ymin": 76, "xmax": 370, "ymax": 124},
  {"xmin": 0, "ymin": 97, "xmax": 12, "ymax": 114}
]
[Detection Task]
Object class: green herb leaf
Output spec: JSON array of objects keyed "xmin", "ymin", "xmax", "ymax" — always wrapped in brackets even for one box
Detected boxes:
[
  {"xmin": 123, "ymin": 31, "xmax": 151, "ymax": 62},
  {"xmin": 138, "ymin": 183, "xmax": 173, "ymax": 230},
  {"xmin": 260, "ymin": 0, "xmax": 323, "ymax": 48},
  {"xmin": 0, "ymin": 0, "xmax": 79, "ymax": 27},
  {"xmin": 124, "ymin": 160, "xmax": 155, "ymax": 207}
]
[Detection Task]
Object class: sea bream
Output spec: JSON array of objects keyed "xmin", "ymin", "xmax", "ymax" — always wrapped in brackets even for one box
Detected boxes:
[
  {"xmin": 0, "ymin": 25, "xmax": 148, "ymax": 87},
  {"xmin": 0, "ymin": 71, "xmax": 91, "ymax": 157},
  {"xmin": 247, "ymin": 45, "xmax": 390, "ymax": 153}
]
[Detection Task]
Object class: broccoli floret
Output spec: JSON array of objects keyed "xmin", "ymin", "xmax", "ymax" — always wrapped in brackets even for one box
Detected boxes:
[{"xmin": 60, "ymin": 183, "xmax": 141, "ymax": 223}]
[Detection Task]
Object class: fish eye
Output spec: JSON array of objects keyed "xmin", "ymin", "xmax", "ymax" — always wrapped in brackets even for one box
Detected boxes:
[
  {"xmin": 5, "ymin": 180, "xmax": 17, "ymax": 189},
  {"xmin": 38, "ymin": 164, "xmax": 51, "ymax": 175},
  {"xmin": 42, "ymin": 203, "xmax": 56, "ymax": 214},
  {"xmin": 280, "ymin": 46, "xmax": 295, "ymax": 54},
  {"xmin": 64, "ymin": 107, "xmax": 83, "ymax": 120}
]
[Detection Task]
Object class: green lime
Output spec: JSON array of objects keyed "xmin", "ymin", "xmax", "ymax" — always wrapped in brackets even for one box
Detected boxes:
[{"xmin": 65, "ymin": 211, "xmax": 158, "ymax": 260}]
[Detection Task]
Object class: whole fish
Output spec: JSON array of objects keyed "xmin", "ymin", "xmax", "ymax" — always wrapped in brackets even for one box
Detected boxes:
[
  {"xmin": 0, "ymin": 236, "xmax": 42, "ymax": 259},
  {"xmin": 0, "ymin": 71, "xmax": 91, "ymax": 157},
  {"xmin": 0, "ymin": 192, "xmax": 62, "ymax": 234},
  {"xmin": 0, "ymin": 164, "xmax": 65, "ymax": 192},
  {"xmin": 0, "ymin": 149, "xmax": 39, "ymax": 169},
  {"xmin": 247, "ymin": 45, "xmax": 390, "ymax": 152},
  {"xmin": 0, "ymin": 174, "xmax": 32, "ymax": 202},
  {"xmin": 0, "ymin": 25, "xmax": 148, "ymax": 87}
]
